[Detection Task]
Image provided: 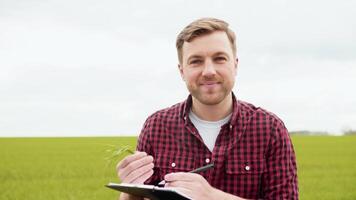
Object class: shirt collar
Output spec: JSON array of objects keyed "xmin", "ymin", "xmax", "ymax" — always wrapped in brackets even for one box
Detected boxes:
[{"xmin": 181, "ymin": 92, "xmax": 239, "ymax": 126}]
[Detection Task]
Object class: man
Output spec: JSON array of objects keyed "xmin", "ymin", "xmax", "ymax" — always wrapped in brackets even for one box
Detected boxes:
[{"xmin": 116, "ymin": 18, "xmax": 298, "ymax": 200}]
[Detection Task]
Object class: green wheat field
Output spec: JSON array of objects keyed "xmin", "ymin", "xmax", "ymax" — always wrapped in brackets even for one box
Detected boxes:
[{"xmin": 1, "ymin": 136, "xmax": 355, "ymax": 200}]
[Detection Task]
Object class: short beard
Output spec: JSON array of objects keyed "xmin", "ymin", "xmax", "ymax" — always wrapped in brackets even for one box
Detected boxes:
[{"xmin": 189, "ymin": 87, "xmax": 230, "ymax": 105}]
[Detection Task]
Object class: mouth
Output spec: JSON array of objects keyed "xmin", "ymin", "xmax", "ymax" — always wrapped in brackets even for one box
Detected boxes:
[
  {"xmin": 199, "ymin": 81, "xmax": 221, "ymax": 90},
  {"xmin": 200, "ymin": 81, "xmax": 220, "ymax": 86}
]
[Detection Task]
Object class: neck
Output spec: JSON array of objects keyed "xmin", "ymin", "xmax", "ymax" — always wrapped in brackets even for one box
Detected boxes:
[{"xmin": 191, "ymin": 93, "xmax": 233, "ymax": 121}]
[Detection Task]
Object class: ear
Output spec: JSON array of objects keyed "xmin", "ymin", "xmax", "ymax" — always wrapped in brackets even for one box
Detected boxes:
[
  {"xmin": 178, "ymin": 64, "xmax": 185, "ymax": 81},
  {"xmin": 234, "ymin": 57, "xmax": 238, "ymax": 76}
]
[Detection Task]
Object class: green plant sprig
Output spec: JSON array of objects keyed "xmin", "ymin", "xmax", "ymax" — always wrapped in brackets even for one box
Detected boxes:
[{"xmin": 104, "ymin": 144, "xmax": 135, "ymax": 167}]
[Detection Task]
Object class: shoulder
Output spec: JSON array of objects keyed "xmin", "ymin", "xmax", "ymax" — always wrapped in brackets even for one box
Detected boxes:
[
  {"xmin": 236, "ymin": 100, "xmax": 292, "ymax": 156},
  {"xmin": 144, "ymin": 102, "xmax": 183, "ymax": 125},
  {"xmin": 140, "ymin": 100, "xmax": 186, "ymax": 136},
  {"xmin": 137, "ymin": 101, "xmax": 184, "ymax": 152},
  {"xmin": 237, "ymin": 100, "xmax": 287, "ymax": 131}
]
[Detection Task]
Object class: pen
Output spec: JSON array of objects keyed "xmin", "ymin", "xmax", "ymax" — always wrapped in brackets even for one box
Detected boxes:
[{"xmin": 157, "ymin": 163, "xmax": 214, "ymax": 187}]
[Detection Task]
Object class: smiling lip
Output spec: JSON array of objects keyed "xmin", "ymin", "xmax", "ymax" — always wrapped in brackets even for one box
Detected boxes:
[
  {"xmin": 201, "ymin": 81, "xmax": 220, "ymax": 85},
  {"xmin": 200, "ymin": 82, "xmax": 220, "ymax": 90}
]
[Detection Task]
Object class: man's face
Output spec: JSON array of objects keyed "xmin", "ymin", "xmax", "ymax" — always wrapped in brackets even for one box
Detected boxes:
[{"xmin": 179, "ymin": 31, "xmax": 237, "ymax": 105}]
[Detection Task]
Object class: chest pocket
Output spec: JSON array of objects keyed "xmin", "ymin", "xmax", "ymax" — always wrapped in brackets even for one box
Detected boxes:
[
  {"xmin": 226, "ymin": 157, "xmax": 265, "ymax": 174},
  {"xmin": 225, "ymin": 157, "xmax": 266, "ymax": 199},
  {"xmin": 155, "ymin": 153, "xmax": 195, "ymax": 180}
]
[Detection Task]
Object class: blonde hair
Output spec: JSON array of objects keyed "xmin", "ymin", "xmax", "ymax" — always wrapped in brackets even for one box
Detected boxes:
[{"xmin": 176, "ymin": 18, "xmax": 237, "ymax": 64}]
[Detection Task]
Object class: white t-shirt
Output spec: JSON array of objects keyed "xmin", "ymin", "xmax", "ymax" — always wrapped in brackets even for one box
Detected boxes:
[{"xmin": 189, "ymin": 110, "xmax": 232, "ymax": 152}]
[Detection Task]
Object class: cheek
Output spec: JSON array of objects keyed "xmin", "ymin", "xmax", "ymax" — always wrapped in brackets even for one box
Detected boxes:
[
  {"xmin": 183, "ymin": 70, "xmax": 200, "ymax": 82},
  {"xmin": 220, "ymin": 68, "xmax": 236, "ymax": 83}
]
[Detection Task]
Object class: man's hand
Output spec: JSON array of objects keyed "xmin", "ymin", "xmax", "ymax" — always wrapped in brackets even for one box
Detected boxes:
[
  {"xmin": 165, "ymin": 172, "xmax": 247, "ymax": 200},
  {"xmin": 164, "ymin": 172, "xmax": 214, "ymax": 200},
  {"xmin": 116, "ymin": 151, "xmax": 154, "ymax": 200},
  {"xmin": 116, "ymin": 151, "xmax": 154, "ymax": 184}
]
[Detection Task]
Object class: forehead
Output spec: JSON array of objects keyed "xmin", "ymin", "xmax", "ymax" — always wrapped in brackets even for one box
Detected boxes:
[{"xmin": 182, "ymin": 31, "xmax": 233, "ymax": 59}]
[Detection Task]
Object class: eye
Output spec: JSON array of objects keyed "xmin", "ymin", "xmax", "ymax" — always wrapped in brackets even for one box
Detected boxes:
[
  {"xmin": 214, "ymin": 56, "xmax": 227, "ymax": 63},
  {"xmin": 189, "ymin": 59, "xmax": 203, "ymax": 65}
]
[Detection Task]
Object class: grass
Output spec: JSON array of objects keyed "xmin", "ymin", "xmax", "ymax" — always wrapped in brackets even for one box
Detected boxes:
[
  {"xmin": 0, "ymin": 135, "xmax": 355, "ymax": 199},
  {"xmin": 0, "ymin": 137, "xmax": 136, "ymax": 200},
  {"xmin": 292, "ymin": 135, "xmax": 356, "ymax": 200}
]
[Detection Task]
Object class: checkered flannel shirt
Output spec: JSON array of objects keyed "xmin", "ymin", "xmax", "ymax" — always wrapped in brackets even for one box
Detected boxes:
[{"xmin": 137, "ymin": 93, "xmax": 298, "ymax": 199}]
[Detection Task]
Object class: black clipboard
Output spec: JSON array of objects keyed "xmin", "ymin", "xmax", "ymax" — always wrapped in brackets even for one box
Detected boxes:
[{"xmin": 106, "ymin": 182, "xmax": 192, "ymax": 200}]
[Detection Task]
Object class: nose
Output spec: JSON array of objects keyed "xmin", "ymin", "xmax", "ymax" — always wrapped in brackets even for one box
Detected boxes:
[{"xmin": 202, "ymin": 60, "xmax": 216, "ymax": 77}]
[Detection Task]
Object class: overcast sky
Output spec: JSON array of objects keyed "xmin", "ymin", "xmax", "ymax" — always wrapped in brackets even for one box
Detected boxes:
[{"xmin": 1, "ymin": 0, "xmax": 355, "ymax": 137}]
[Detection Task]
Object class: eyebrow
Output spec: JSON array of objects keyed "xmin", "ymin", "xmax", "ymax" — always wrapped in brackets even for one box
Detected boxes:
[
  {"xmin": 213, "ymin": 52, "xmax": 229, "ymax": 57},
  {"xmin": 187, "ymin": 55, "xmax": 203, "ymax": 61}
]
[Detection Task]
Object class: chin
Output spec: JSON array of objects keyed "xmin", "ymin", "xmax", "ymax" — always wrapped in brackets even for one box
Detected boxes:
[{"xmin": 195, "ymin": 92, "xmax": 227, "ymax": 105}]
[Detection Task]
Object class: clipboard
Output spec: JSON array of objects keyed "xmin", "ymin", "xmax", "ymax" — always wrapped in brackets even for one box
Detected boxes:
[{"xmin": 106, "ymin": 182, "xmax": 192, "ymax": 200}]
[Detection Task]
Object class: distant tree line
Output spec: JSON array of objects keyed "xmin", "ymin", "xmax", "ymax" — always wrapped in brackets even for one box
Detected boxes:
[
  {"xmin": 289, "ymin": 130, "xmax": 329, "ymax": 135},
  {"xmin": 343, "ymin": 129, "xmax": 356, "ymax": 135},
  {"xmin": 289, "ymin": 129, "xmax": 356, "ymax": 135}
]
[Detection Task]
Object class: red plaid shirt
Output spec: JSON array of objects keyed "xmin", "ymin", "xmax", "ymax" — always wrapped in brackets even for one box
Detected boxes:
[{"xmin": 137, "ymin": 93, "xmax": 298, "ymax": 199}]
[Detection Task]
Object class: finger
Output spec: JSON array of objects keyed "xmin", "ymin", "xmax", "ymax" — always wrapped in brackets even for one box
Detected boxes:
[
  {"xmin": 116, "ymin": 151, "xmax": 147, "ymax": 170},
  {"xmin": 165, "ymin": 181, "xmax": 199, "ymax": 190},
  {"xmin": 116, "ymin": 151, "xmax": 146, "ymax": 170},
  {"xmin": 124, "ymin": 162, "xmax": 154, "ymax": 183},
  {"xmin": 165, "ymin": 172, "xmax": 202, "ymax": 182},
  {"xmin": 166, "ymin": 186, "xmax": 192, "ymax": 199},
  {"xmin": 131, "ymin": 168, "xmax": 154, "ymax": 184},
  {"xmin": 119, "ymin": 155, "xmax": 154, "ymax": 180},
  {"xmin": 165, "ymin": 180, "xmax": 192, "ymax": 188}
]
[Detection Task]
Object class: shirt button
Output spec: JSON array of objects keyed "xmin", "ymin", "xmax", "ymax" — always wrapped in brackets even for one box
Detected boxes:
[
  {"xmin": 171, "ymin": 162, "xmax": 176, "ymax": 168},
  {"xmin": 245, "ymin": 165, "xmax": 250, "ymax": 171},
  {"xmin": 229, "ymin": 124, "xmax": 233, "ymax": 129},
  {"xmin": 205, "ymin": 158, "xmax": 210, "ymax": 163}
]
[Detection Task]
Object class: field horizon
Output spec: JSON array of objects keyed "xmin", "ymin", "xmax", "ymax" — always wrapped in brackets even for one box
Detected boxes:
[{"xmin": 1, "ymin": 135, "xmax": 355, "ymax": 199}]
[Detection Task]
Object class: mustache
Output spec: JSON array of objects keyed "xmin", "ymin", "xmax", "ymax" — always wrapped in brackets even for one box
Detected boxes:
[{"xmin": 200, "ymin": 76, "xmax": 221, "ymax": 82}]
